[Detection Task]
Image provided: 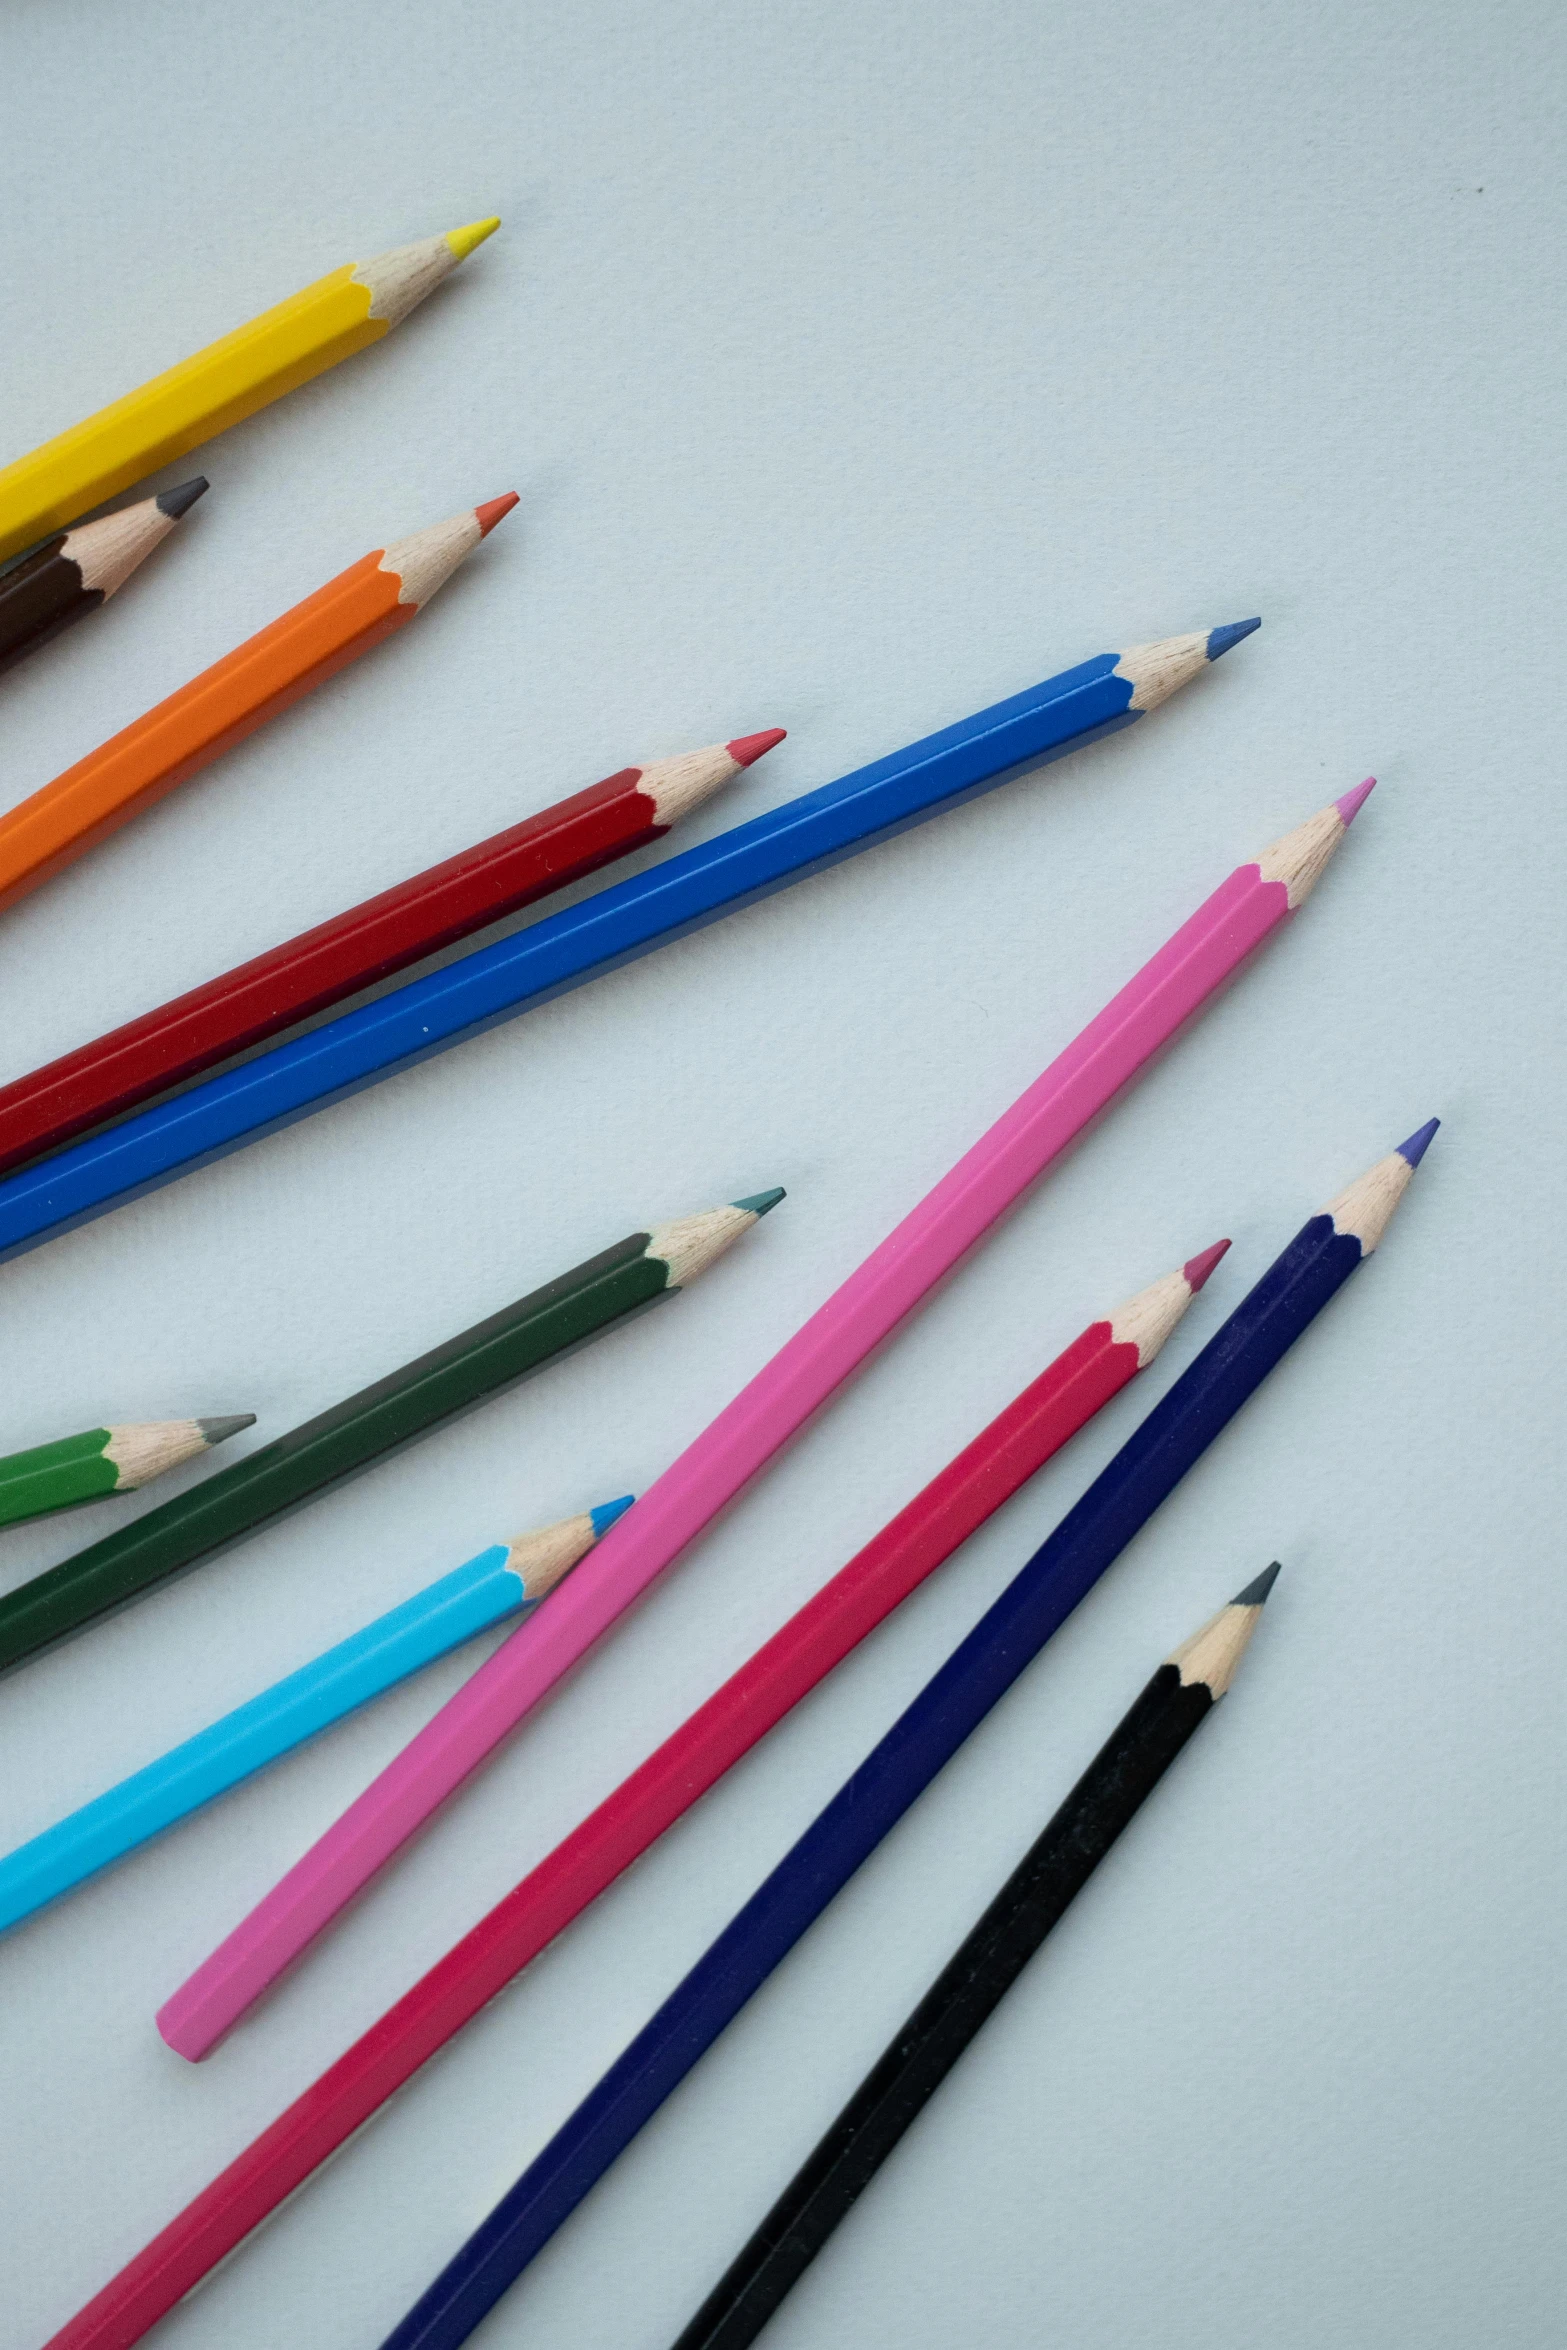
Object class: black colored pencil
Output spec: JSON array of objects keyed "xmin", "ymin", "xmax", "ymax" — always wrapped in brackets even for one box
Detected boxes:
[
  {"xmin": 669, "ymin": 1564, "xmax": 1280, "ymax": 2350},
  {"xmin": 0, "ymin": 481, "xmax": 207, "ymax": 676}
]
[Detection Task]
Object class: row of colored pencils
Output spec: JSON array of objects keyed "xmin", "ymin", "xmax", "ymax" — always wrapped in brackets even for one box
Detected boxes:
[
  {"xmin": 1, "ymin": 651, "xmax": 1346, "ymax": 1686},
  {"xmin": 40, "ymin": 1123, "xmax": 1437, "ymax": 2350},
  {"xmin": 0, "ymin": 220, "xmax": 506, "ymax": 905},
  {"xmin": 6, "ymin": 212, "xmax": 1432, "ymax": 2350},
  {"xmin": 0, "ymin": 612, "xmax": 1254, "ymax": 1250}
]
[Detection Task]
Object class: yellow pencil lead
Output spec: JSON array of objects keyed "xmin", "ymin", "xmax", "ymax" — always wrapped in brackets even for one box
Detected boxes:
[{"xmin": 444, "ymin": 216, "xmax": 501, "ymax": 262}]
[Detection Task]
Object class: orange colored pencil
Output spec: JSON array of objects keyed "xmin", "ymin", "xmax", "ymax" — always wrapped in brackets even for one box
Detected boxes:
[{"xmin": 0, "ymin": 494, "xmax": 517, "ymax": 913}]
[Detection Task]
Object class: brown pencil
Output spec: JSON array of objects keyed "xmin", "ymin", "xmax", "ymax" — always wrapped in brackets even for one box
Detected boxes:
[{"xmin": 0, "ymin": 480, "xmax": 207, "ymax": 677}]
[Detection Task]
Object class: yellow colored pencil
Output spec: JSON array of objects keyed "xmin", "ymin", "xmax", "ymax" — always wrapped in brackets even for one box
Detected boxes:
[{"xmin": 0, "ymin": 219, "xmax": 499, "ymax": 564}]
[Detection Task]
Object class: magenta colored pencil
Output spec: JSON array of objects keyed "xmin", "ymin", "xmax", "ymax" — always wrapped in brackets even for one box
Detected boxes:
[{"xmin": 160, "ymin": 784, "xmax": 1373, "ymax": 2062}]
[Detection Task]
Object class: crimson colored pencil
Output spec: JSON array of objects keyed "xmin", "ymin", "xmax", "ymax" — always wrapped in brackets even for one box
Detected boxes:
[
  {"xmin": 41, "ymin": 1250, "xmax": 1226, "ymax": 2350},
  {"xmin": 0, "ymin": 731, "xmax": 783, "ymax": 1176},
  {"xmin": 167, "ymin": 1245, "xmax": 1227, "ymax": 2057}
]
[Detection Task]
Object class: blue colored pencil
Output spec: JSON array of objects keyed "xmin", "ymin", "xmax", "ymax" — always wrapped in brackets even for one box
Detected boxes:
[
  {"xmin": 0, "ymin": 1499, "xmax": 630, "ymax": 1935},
  {"xmin": 376, "ymin": 1123, "xmax": 1436, "ymax": 2350},
  {"xmin": 0, "ymin": 623, "xmax": 1256, "ymax": 1265}
]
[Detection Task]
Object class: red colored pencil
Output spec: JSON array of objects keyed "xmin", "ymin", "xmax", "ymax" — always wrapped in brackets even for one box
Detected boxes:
[
  {"xmin": 49, "ymin": 1246, "xmax": 1225, "ymax": 2349},
  {"xmin": 0, "ymin": 730, "xmax": 783, "ymax": 1176}
]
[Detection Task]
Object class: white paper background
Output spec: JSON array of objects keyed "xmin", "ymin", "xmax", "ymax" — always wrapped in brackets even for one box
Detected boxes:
[{"xmin": 1, "ymin": 4, "xmax": 1562, "ymax": 2344}]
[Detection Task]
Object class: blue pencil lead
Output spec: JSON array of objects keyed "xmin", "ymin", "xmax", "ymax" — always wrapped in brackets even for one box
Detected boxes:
[
  {"xmin": 1205, "ymin": 617, "xmax": 1261, "ymax": 662},
  {"xmin": 1395, "ymin": 1117, "xmax": 1440, "ymax": 1168},
  {"xmin": 589, "ymin": 1495, "xmax": 636, "ymax": 1538}
]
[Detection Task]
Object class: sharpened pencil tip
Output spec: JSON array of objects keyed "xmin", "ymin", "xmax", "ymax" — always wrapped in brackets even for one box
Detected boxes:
[
  {"xmin": 1335, "ymin": 776, "xmax": 1376, "ymax": 828},
  {"xmin": 728, "ymin": 729, "xmax": 787, "ymax": 768},
  {"xmin": 1182, "ymin": 1238, "xmax": 1231, "ymax": 1294},
  {"xmin": 445, "ymin": 217, "xmax": 501, "ymax": 262},
  {"xmin": 156, "ymin": 477, "xmax": 209, "ymax": 521},
  {"xmin": 196, "ymin": 1414, "xmax": 255, "ymax": 1447},
  {"xmin": 1232, "ymin": 1560, "xmax": 1281, "ymax": 1606},
  {"xmin": 1205, "ymin": 618, "xmax": 1260, "ymax": 662},
  {"xmin": 733, "ymin": 1187, "xmax": 785, "ymax": 1218},
  {"xmin": 475, "ymin": 492, "xmax": 519, "ymax": 538},
  {"xmin": 1395, "ymin": 1117, "xmax": 1440, "ymax": 1168},
  {"xmin": 589, "ymin": 1494, "xmax": 636, "ymax": 1538}
]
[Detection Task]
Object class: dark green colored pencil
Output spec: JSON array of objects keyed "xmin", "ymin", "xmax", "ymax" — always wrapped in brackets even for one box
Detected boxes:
[{"xmin": 0, "ymin": 1191, "xmax": 781, "ymax": 1675}]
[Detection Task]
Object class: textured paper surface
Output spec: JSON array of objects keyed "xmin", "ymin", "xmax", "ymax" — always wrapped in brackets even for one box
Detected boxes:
[{"xmin": 0, "ymin": 3, "xmax": 1562, "ymax": 2344}]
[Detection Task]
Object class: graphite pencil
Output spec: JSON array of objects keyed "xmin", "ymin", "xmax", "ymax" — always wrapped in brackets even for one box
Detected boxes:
[
  {"xmin": 0, "ymin": 495, "xmax": 517, "ymax": 915},
  {"xmin": 0, "ymin": 1499, "xmax": 633, "ymax": 1935},
  {"xmin": 0, "ymin": 621, "xmax": 1260, "ymax": 1261},
  {"xmin": 0, "ymin": 1413, "xmax": 252, "ymax": 1530},
  {"xmin": 394, "ymin": 1571, "xmax": 1278, "ymax": 2350},
  {"xmin": 166, "ymin": 1245, "xmax": 1228, "ymax": 2056},
  {"xmin": 0, "ymin": 731, "xmax": 785, "ymax": 1177},
  {"xmin": 0, "ymin": 1192, "xmax": 780, "ymax": 1678},
  {"xmin": 0, "ymin": 222, "xmax": 499, "ymax": 562},
  {"xmin": 154, "ymin": 782, "xmax": 1366, "ymax": 2053},
  {"xmin": 0, "ymin": 481, "xmax": 207, "ymax": 677},
  {"xmin": 49, "ymin": 1127, "xmax": 1428, "ymax": 2350}
]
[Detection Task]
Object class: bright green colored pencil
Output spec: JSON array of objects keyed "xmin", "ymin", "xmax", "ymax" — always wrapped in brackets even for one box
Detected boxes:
[{"xmin": 0, "ymin": 1417, "xmax": 254, "ymax": 1530}]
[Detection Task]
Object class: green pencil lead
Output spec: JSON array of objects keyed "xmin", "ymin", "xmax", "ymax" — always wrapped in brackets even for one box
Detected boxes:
[{"xmin": 733, "ymin": 1188, "xmax": 786, "ymax": 1217}]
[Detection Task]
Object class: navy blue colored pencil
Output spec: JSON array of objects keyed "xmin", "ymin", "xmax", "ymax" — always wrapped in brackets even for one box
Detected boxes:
[
  {"xmin": 375, "ymin": 1122, "xmax": 1435, "ymax": 2350},
  {"xmin": 0, "ymin": 622, "xmax": 1256, "ymax": 1265}
]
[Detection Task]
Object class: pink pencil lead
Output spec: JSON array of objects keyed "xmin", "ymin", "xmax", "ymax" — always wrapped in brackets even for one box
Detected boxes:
[
  {"xmin": 1334, "ymin": 777, "xmax": 1376, "ymax": 827},
  {"xmin": 1182, "ymin": 1239, "xmax": 1231, "ymax": 1293}
]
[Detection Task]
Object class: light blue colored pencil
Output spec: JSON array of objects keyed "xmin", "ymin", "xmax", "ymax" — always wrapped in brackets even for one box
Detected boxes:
[{"xmin": 0, "ymin": 1496, "xmax": 632, "ymax": 1934}]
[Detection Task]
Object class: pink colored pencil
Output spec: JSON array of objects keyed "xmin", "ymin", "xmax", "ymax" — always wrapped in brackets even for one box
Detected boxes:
[{"xmin": 159, "ymin": 783, "xmax": 1372, "ymax": 2064}]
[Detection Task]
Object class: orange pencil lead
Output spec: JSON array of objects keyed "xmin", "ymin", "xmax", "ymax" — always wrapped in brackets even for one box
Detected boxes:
[{"xmin": 475, "ymin": 492, "xmax": 520, "ymax": 537}]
